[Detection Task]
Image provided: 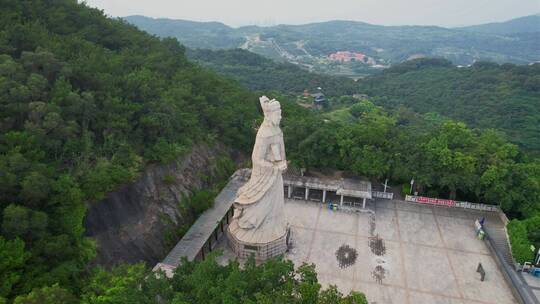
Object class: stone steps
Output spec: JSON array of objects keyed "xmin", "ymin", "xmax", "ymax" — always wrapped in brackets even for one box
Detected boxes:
[{"xmin": 484, "ymin": 225, "xmax": 514, "ymax": 266}]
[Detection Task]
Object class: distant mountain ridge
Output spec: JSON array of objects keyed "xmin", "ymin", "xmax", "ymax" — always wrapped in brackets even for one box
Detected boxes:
[
  {"xmin": 456, "ymin": 14, "xmax": 540, "ymax": 34},
  {"xmin": 125, "ymin": 15, "xmax": 540, "ymax": 77},
  {"xmin": 124, "ymin": 15, "xmax": 242, "ymax": 49}
]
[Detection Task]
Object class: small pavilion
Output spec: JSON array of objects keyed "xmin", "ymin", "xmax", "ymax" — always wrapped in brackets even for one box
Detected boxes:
[{"xmin": 283, "ymin": 172, "xmax": 372, "ymax": 208}]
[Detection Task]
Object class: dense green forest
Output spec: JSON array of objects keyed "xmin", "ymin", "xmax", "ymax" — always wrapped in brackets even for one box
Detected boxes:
[
  {"xmin": 189, "ymin": 50, "xmax": 540, "ymax": 155},
  {"xmin": 282, "ymin": 99, "xmax": 540, "ymax": 216},
  {"xmin": 187, "ymin": 50, "xmax": 540, "ymax": 154},
  {"xmin": 77, "ymin": 256, "xmax": 367, "ymax": 304},
  {"xmin": 357, "ymin": 58, "xmax": 540, "ymax": 152},
  {"xmin": 0, "ymin": 0, "xmax": 539, "ymax": 302},
  {"xmin": 0, "ymin": 0, "xmax": 253, "ymax": 301},
  {"xmin": 188, "ymin": 48, "xmax": 359, "ymax": 97}
]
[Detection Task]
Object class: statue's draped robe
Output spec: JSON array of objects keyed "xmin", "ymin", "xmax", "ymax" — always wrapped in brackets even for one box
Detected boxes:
[{"xmin": 230, "ymin": 123, "xmax": 287, "ymax": 244}]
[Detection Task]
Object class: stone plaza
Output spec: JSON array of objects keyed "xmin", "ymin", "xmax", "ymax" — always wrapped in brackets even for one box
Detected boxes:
[
  {"xmin": 160, "ymin": 170, "xmax": 525, "ymax": 303},
  {"xmin": 268, "ymin": 198, "xmax": 516, "ymax": 304}
]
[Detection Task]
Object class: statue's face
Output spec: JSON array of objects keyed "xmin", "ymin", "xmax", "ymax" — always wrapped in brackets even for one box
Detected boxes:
[{"xmin": 269, "ymin": 109, "xmax": 281, "ymax": 126}]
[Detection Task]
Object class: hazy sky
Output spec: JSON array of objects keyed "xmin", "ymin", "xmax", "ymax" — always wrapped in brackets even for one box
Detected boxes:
[{"xmin": 83, "ymin": 0, "xmax": 539, "ymax": 27}]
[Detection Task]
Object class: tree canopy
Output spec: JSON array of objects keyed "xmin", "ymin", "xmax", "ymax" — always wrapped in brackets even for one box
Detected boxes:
[
  {"xmin": 188, "ymin": 48, "xmax": 359, "ymax": 97},
  {"xmin": 357, "ymin": 58, "xmax": 540, "ymax": 152},
  {"xmin": 80, "ymin": 255, "xmax": 367, "ymax": 304},
  {"xmin": 282, "ymin": 99, "xmax": 540, "ymax": 218}
]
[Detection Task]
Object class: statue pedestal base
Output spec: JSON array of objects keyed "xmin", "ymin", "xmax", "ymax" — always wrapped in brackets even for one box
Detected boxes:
[{"xmin": 227, "ymin": 222, "xmax": 289, "ymax": 261}]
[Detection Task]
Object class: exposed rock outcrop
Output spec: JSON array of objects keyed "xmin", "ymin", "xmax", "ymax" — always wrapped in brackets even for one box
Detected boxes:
[{"xmin": 84, "ymin": 144, "xmax": 233, "ymax": 267}]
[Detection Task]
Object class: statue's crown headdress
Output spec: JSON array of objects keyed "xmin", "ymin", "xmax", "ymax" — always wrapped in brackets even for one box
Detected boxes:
[{"xmin": 259, "ymin": 96, "xmax": 281, "ymax": 114}]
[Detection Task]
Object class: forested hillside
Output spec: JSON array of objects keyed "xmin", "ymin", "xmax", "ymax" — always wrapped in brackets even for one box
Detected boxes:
[
  {"xmin": 188, "ymin": 48, "xmax": 359, "ymax": 96},
  {"xmin": 125, "ymin": 15, "xmax": 243, "ymax": 49},
  {"xmin": 187, "ymin": 51, "xmax": 540, "ymax": 153},
  {"xmin": 0, "ymin": 0, "xmax": 259, "ymax": 300},
  {"xmin": 357, "ymin": 58, "xmax": 540, "ymax": 151}
]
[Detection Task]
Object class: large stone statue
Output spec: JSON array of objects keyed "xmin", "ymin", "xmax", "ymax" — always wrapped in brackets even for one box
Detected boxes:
[{"xmin": 227, "ymin": 96, "xmax": 288, "ymax": 260}]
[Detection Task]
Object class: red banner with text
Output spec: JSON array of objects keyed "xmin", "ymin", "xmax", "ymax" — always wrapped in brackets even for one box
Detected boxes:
[{"xmin": 405, "ymin": 195, "xmax": 455, "ymax": 207}]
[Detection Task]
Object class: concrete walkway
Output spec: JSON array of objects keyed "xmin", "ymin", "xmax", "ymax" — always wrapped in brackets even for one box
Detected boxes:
[{"xmin": 154, "ymin": 170, "xmax": 247, "ymax": 276}]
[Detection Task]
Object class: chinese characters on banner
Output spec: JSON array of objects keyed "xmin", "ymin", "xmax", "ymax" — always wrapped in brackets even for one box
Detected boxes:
[{"xmin": 405, "ymin": 195, "xmax": 455, "ymax": 207}]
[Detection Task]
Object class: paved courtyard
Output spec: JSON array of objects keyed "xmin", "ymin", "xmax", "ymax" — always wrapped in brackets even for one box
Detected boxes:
[{"xmin": 283, "ymin": 199, "xmax": 518, "ymax": 304}]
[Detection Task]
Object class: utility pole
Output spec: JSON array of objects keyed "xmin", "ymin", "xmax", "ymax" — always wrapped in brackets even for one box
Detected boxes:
[
  {"xmin": 383, "ymin": 178, "xmax": 388, "ymax": 193},
  {"xmin": 410, "ymin": 178, "xmax": 414, "ymax": 195}
]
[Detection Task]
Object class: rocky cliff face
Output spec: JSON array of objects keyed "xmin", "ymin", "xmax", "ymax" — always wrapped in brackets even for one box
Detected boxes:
[{"xmin": 85, "ymin": 144, "xmax": 233, "ymax": 267}]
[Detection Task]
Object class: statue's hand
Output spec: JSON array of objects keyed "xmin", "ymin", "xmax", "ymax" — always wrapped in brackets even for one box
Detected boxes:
[{"xmin": 278, "ymin": 161, "xmax": 287, "ymax": 171}]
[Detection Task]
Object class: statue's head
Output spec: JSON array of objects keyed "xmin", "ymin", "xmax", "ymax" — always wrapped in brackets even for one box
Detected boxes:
[{"xmin": 260, "ymin": 96, "xmax": 282, "ymax": 126}]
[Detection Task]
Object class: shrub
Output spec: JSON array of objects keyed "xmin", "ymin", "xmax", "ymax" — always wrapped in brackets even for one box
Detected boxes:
[
  {"xmin": 402, "ymin": 184, "xmax": 411, "ymax": 196},
  {"xmin": 162, "ymin": 174, "xmax": 176, "ymax": 185},
  {"xmin": 187, "ymin": 190, "xmax": 216, "ymax": 216},
  {"xmin": 507, "ymin": 219, "xmax": 534, "ymax": 264}
]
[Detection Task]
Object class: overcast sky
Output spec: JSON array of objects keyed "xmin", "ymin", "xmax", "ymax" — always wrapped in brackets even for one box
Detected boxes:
[{"xmin": 83, "ymin": 0, "xmax": 539, "ymax": 27}]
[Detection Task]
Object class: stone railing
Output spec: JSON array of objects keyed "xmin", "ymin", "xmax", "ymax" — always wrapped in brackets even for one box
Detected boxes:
[
  {"xmin": 454, "ymin": 201, "xmax": 500, "ymax": 212},
  {"xmin": 372, "ymin": 191, "xmax": 394, "ymax": 200},
  {"xmin": 405, "ymin": 195, "xmax": 500, "ymax": 212}
]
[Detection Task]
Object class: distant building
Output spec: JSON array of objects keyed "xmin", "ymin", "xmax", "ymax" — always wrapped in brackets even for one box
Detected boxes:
[
  {"xmin": 329, "ymin": 51, "xmax": 376, "ymax": 65},
  {"xmin": 330, "ymin": 51, "xmax": 365, "ymax": 62},
  {"xmin": 311, "ymin": 92, "xmax": 326, "ymax": 108}
]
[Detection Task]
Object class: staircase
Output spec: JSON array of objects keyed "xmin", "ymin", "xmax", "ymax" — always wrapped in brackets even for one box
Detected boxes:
[
  {"xmin": 483, "ymin": 224, "xmax": 515, "ymax": 266},
  {"xmin": 483, "ymin": 220, "xmax": 540, "ymax": 304}
]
